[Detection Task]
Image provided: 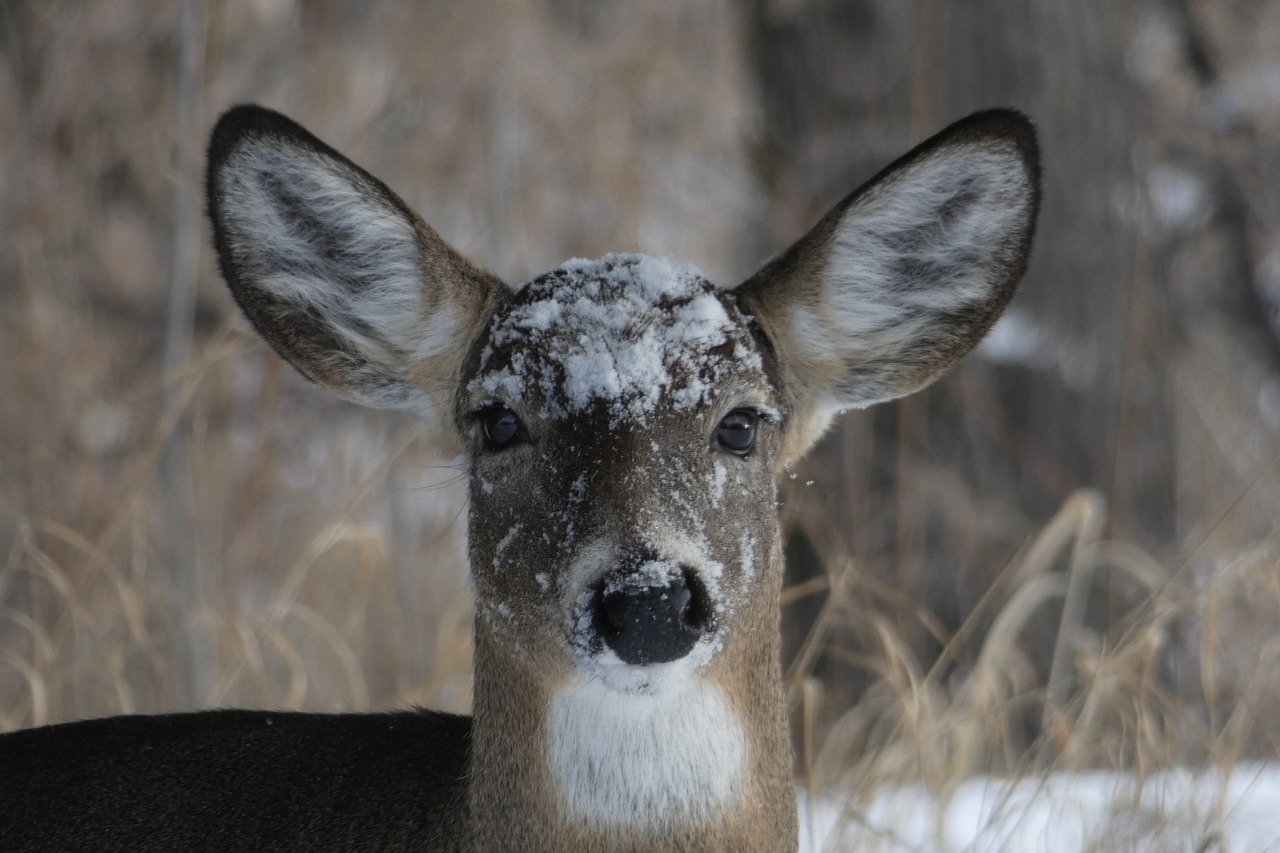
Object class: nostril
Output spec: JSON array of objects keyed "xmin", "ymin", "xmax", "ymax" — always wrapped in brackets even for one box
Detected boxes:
[
  {"xmin": 590, "ymin": 565, "xmax": 711, "ymax": 666},
  {"xmin": 680, "ymin": 566, "xmax": 712, "ymax": 632},
  {"xmin": 592, "ymin": 582, "xmax": 625, "ymax": 639}
]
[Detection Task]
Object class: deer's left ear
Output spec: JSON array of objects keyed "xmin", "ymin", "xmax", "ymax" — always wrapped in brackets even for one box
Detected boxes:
[{"xmin": 736, "ymin": 110, "xmax": 1040, "ymax": 452}]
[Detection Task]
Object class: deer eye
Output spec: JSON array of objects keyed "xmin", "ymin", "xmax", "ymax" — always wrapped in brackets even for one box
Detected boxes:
[
  {"xmin": 715, "ymin": 409, "xmax": 758, "ymax": 456},
  {"xmin": 478, "ymin": 406, "xmax": 522, "ymax": 450}
]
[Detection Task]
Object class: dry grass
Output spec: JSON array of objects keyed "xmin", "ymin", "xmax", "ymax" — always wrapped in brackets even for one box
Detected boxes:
[
  {"xmin": 788, "ymin": 487, "xmax": 1280, "ymax": 797},
  {"xmin": 0, "ymin": 322, "xmax": 477, "ymax": 725},
  {"xmin": 3, "ymin": 0, "xmax": 1280, "ymax": 827}
]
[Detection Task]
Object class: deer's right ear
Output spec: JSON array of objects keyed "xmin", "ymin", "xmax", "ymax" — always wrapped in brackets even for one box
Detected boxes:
[{"xmin": 207, "ymin": 105, "xmax": 505, "ymax": 429}]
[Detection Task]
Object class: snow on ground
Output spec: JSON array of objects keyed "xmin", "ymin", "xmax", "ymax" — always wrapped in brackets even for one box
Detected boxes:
[{"xmin": 799, "ymin": 763, "xmax": 1280, "ymax": 852}]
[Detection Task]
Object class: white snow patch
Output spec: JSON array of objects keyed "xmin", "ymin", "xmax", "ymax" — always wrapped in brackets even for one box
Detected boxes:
[
  {"xmin": 603, "ymin": 559, "xmax": 680, "ymax": 593},
  {"xmin": 739, "ymin": 531, "xmax": 756, "ymax": 581},
  {"xmin": 709, "ymin": 460, "xmax": 727, "ymax": 507},
  {"xmin": 469, "ymin": 254, "xmax": 760, "ymax": 421},
  {"xmin": 491, "ymin": 523, "xmax": 523, "ymax": 571},
  {"xmin": 554, "ymin": 472, "xmax": 591, "ymax": 551},
  {"xmin": 798, "ymin": 763, "xmax": 1280, "ymax": 852}
]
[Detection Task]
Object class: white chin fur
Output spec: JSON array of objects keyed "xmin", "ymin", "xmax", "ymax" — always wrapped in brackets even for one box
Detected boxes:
[{"xmin": 547, "ymin": 676, "xmax": 746, "ymax": 831}]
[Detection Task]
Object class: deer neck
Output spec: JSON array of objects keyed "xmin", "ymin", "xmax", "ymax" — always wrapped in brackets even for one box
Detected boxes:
[{"xmin": 465, "ymin": 582, "xmax": 797, "ymax": 852}]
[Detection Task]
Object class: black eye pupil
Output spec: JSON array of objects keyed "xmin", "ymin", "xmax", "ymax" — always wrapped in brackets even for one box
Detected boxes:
[
  {"xmin": 482, "ymin": 408, "xmax": 520, "ymax": 448},
  {"xmin": 716, "ymin": 410, "xmax": 758, "ymax": 455}
]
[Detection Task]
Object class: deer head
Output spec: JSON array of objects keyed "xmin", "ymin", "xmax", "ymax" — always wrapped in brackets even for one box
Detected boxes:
[{"xmin": 208, "ymin": 105, "xmax": 1038, "ymax": 849}]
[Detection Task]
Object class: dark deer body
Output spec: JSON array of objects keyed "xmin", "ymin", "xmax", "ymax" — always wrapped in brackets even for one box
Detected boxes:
[{"xmin": 0, "ymin": 106, "xmax": 1039, "ymax": 852}]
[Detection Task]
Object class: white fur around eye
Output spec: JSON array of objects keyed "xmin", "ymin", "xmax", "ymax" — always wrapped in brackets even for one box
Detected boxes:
[{"xmin": 547, "ymin": 677, "xmax": 746, "ymax": 831}]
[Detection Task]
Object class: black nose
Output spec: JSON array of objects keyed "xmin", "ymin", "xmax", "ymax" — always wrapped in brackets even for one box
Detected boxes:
[{"xmin": 591, "ymin": 564, "xmax": 712, "ymax": 665}]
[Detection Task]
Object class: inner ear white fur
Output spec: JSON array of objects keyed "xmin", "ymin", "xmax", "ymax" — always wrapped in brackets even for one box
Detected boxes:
[
  {"xmin": 814, "ymin": 140, "xmax": 1034, "ymax": 409},
  {"xmin": 737, "ymin": 111, "xmax": 1039, "ymax": 434},
  {"xmin": 219, "ymin": 140, "xmax": 431, "ymax": 374}
]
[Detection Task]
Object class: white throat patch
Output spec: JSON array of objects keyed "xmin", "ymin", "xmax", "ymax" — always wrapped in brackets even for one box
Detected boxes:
[{"xmin": 547, "ymin": 676, "xmax": 747, "ymax": 831}]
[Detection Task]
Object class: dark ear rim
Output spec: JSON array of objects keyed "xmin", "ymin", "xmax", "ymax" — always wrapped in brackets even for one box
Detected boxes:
[{"xmin": 742, "ymin": 108, "xmax": 1042, "ymax": 299}]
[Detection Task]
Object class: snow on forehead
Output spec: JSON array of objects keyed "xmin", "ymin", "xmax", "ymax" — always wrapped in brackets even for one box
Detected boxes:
[{"xmin": 471, "ymin": 254, "xmax": 760, "ymax": 420}]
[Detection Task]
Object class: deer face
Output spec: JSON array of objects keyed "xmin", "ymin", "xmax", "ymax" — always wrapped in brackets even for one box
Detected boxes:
[{"xmin": 461, "ymin": 255, "xmax": 783, "ymax": 696}]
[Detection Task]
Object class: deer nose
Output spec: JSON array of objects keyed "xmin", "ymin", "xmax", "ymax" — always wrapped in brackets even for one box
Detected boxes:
[{"xmin": 591, "ymin": 564, "xmax": 712, "ymax": 665}]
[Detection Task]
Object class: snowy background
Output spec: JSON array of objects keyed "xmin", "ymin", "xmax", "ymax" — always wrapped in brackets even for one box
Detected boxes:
[{"xmin": 800, "ymin": 764, "xmax": 1280, "ymax": 851}]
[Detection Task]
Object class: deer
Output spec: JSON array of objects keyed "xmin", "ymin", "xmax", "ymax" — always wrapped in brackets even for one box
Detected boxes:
[{"xmin": 0, "ymin": 104, "xmax": 1039, "ymax": 852}]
